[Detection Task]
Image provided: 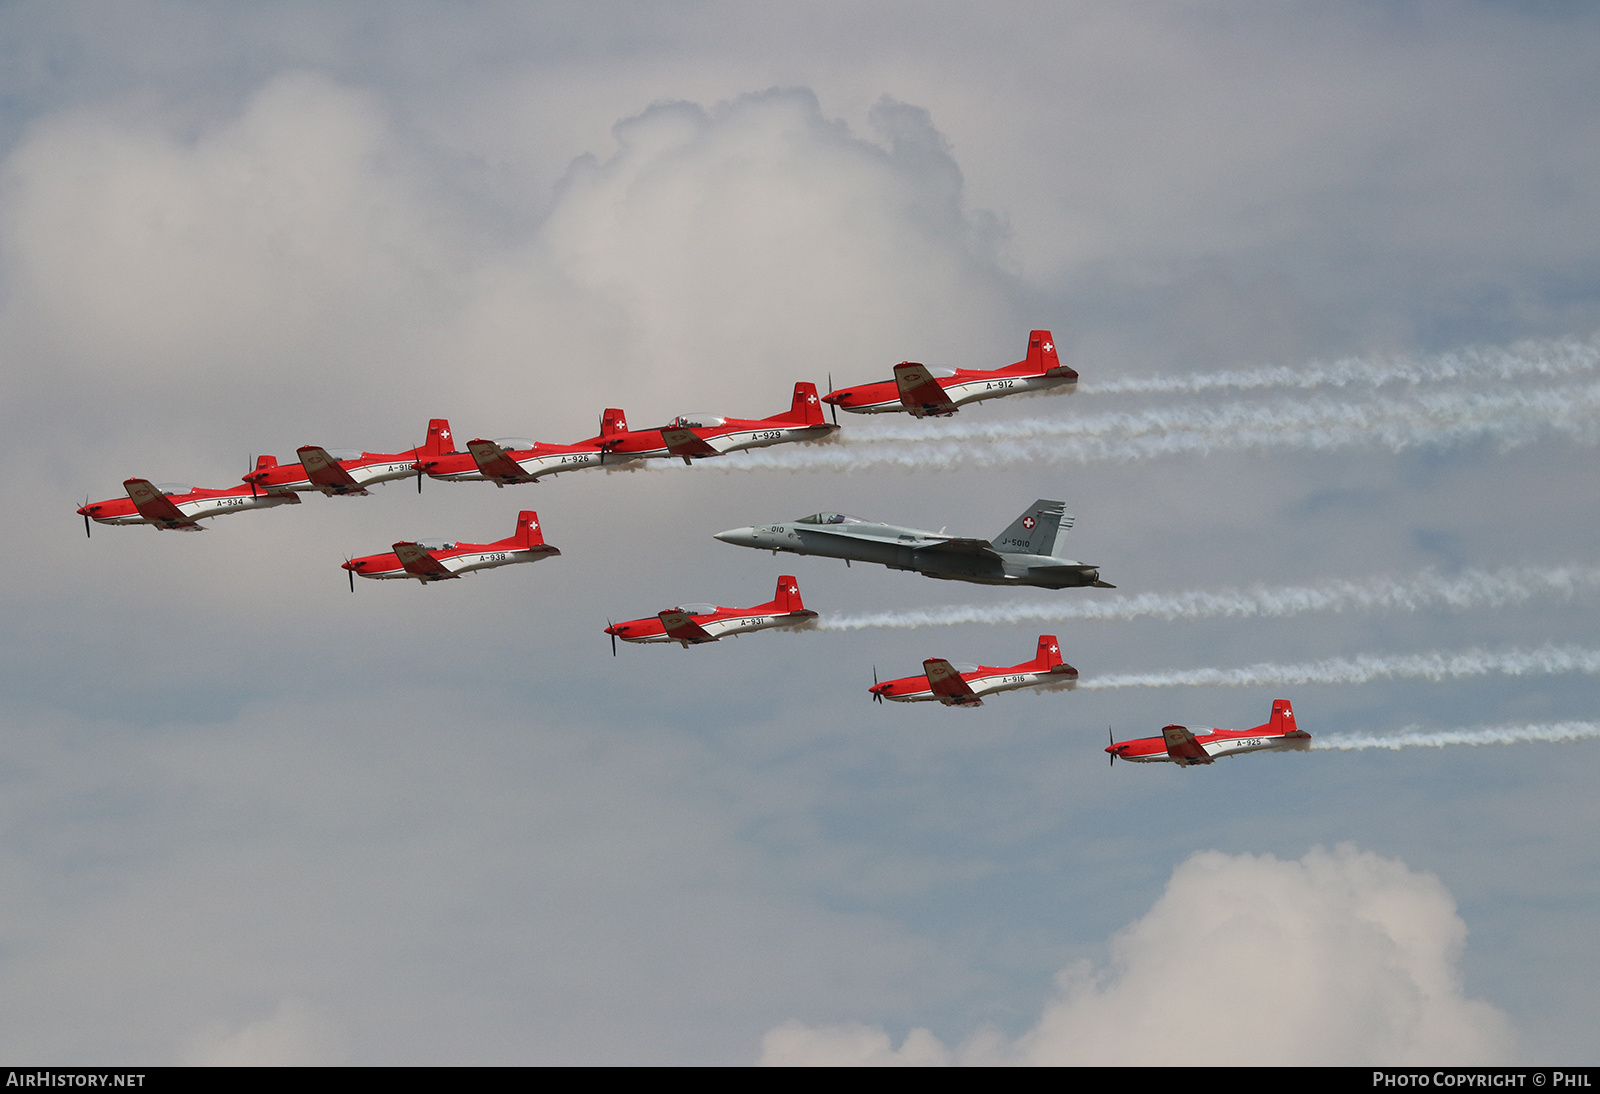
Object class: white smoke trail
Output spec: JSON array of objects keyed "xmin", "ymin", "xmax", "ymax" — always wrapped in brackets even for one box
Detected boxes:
[
  {"xmin": 1085, "ymin": 339, "xmax": 1600, "ymax": 396},
  {"xmin": 819, "ymin": 563, "xmax": 1600, "ymax": 631},
  {"xmin": 692, "ymin": 381, "xmax": 1600, "ymax": 472},
  {"xmin": 1315, "ymin": 721, "xmax": 1600, "ymax": 751},
  {"xmin": 1081, "ymin": 645, "xmax": 1600, "ymax": 691}
]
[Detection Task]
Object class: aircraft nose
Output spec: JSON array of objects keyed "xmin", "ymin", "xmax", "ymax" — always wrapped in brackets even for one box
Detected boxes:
[{"xmin": 714, "ymin": 527, "xmax": 757, "ymax": 546}]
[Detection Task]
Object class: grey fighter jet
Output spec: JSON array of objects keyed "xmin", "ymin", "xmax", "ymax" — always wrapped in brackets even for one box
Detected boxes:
[{"xmin": 714, "ymin": 500, "xmax": 1114, "ymax": 589}]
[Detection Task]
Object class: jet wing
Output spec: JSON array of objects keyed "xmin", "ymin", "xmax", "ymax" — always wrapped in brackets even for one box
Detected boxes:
[
  {"xmin": 297, "ymin": 446, "xmax": 363, "ymax": 491},
  {"xmin": 917, "ymin": 537, "xmax": 1002, "ymax": 560},
  {"xmin": 894, "ymin": 363, "xmax": 958, "ymax": 417},
  {"xmin": 467, "ymin": 439, "xmax": 531, "ymax": 482},
  {"xmin": 661, "ymin": 428, "xmax": 721, "ymax": 461},
  {"xmin": 923, "ymin": 659, "xmax": 982, "ymax": 707},
  {"xmin": 1161, "ymin": 724, "xmax": 1213, "ymax": 765},
  {"xmin": 658, "ymin": 610, "xmax": 717, "ymax": 644},
  {"xmin": 392, "ymin": 542, "xmax": 457, "ymax": 580},
  {"xmin": 123, "ymin": 479, "xmax": 202, "ymax": 530}
]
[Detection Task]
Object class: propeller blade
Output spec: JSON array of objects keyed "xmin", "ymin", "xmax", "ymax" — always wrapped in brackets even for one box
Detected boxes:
[
  {"xmin": 608, "ymin": 620, "xmax": 617, "ymax": 657},
  {"xmin": 1109, "ymin": 725, "xmax": 1114, "ymax": 766},
  {"xmin": 827, "ymin": 373, "xmax": 837, "ymax": 425},
  {"xmin": 347, "ymin": 559, "xmax": 355, "ymax": 593},
  {"xmin": 872, "ymin": 665, "xmax": 882, "ymax": 703},
  {"xmin": 83, "ymin": 510, "xmax": 91, "ymax": 538},
  {"xmin": 247, "ymin": 454, "xmax": 258, "ymax": 496},
  {"xmin": 416, "ymin": 466, "xmax": 423, "ymax": 494}
]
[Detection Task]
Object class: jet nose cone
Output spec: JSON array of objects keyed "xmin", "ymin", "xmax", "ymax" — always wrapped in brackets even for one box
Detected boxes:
[{"xmin": 714, "ymin": 527, "xmax": 757, "ymax": 546}]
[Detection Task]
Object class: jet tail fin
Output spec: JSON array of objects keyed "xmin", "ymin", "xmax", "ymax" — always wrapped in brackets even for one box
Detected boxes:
[
  {"xmin": 599, "ymin": 409, "xmax": 628, "ymax": 438},
  {"xmin": 253, "ymin": 455, "xmax": 278, "ymax": 472},
  {"xmin": 995, "ymin": 499, "xmax": 1071, "ymax": 556}
]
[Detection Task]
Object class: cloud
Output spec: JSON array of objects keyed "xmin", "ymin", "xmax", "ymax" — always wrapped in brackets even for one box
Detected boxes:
[
  {"xmin": 761, "ymin": 845, "xmax": 1515, "ymax": 1065},
  {"xmin": 181, "ymin": 998, "xmax": 344, "ymax": 1066}
]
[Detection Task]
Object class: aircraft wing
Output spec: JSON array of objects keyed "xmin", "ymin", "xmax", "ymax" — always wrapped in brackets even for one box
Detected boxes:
[
  {"xmin": 123, "ymin": 479, "xmax": 202, "ymax": 530},
  {"xmin": 894, "ymin": 363, "xmax": 958, "ymax": 417},
  {"xmin": 923, "ymin": 659, "xmax": 982, "ymax": 706},
  {"xmin": 917, "ymin": 537, "xmax": 1002, "ymax": 560},
  {"xmin": 661, "ymin": 428, "xmax": 721, "ymax": 461},
  {"xmin": 467, "ymin": 439, "xmax": 530, "ymax": 481},
  {"xmin": 298, "ymin": 446, "xmax": 362, "ymax": 490},
  {"xmin": 1161, "ymin": 724, "xmax": 1213, "ymax": 765},
  {"xmin": 392, "ymin": 542, "xmax": 457, "ymax": 579},
  {"xmin": 658, "ymin": 610, "xmax": 717, "ymax": 644}
]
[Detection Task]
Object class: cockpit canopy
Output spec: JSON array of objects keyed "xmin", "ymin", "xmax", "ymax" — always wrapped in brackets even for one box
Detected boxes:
[
  {"xmin": 323, "ymin": 448, "xmax": 364, "ymax": 462},
  {"xmin": 153, "ymin": 483, "xmax": 194, "ymax": 495},
  {"xmin": 947, "ymin": 662, "xmax": 979, "ymax": 674},
  {"xmin": 668, "ymin": 415, "xmax": 726, "ymax": 429},
  {"xmin": 492, "ymin": 438, "xmax": 536, "ymax": 450},
  {"xmin": 795, "ymin": 513, "xmax": 863, "ymax": 525},
  {"xmin": 672, "ymin": 603, "xmax": 717, "ymax": 616},
  {"xmin": 414, "ymin": 540, "xmax": 456, "ymax": 551}
]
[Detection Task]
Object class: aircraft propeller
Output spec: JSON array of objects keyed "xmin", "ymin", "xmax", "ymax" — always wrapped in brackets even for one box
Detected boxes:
[
  {"xmin": 247, "ymin": 454, "xmax": 258, "ymax": 496},
  {"xmin": 872, "ymin": 666, "xmax": 883, "ymax": 703},
  {"xmin": 827, "ymin": 373, "xmax": 838, "ymax": 425},
  {"xmin": 416, "ymin": 464, "xmax": 424, "ymax": 494},
  {"xmin": 608, "ymin": 619, "xmax": 617, "ymax": 657},
  {"xmin": 82, "ymin": 498, "xmax": 92, "ymax": 538},
  {"xmin": 1108, "ymin": 725, "xmax": 1115, "ymax": 767},
  {"xmin": 345, "ymin": 558, "xmax": 355, "ymax": 593}
]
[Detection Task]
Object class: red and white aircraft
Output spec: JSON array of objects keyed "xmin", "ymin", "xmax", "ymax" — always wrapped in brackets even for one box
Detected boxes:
[
  {"xmin": 868, "ymin": 635, "xmax": 1078, "ymax": 707},
  {"xmin": 823, "ymin": 331, "xmax": 1078, "ymax": 418},
  {"xmin": 424, "ymin": 383, "xmax": 837, "ymax": 485},
  {"xmin": 78, "ymin": 477, "xmax": 300, "ymax": 534},
  {"xmin": 243, "ymin": 419, "xmax": 455, "ymax": 496},
  {"xmin": 341, "ymin": 510, "xmax": 559, "ymax": 588},
  {"xmin": 604, "ymin": 575, "xmax": 818, "ymax": 651},
  {"xmin": 1105, "ymin": 699, "xmax": 1310, "ymax": 766}
]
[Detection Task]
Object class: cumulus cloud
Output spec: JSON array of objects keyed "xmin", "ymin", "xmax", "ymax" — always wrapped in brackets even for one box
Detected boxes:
[{"xmin": 761, "ymin": 846, "xmax": 1515, "ymax": 1066}]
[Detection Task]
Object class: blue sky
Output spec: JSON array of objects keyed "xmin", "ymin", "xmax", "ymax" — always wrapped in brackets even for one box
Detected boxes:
[{"xmin": 1, "ymin": 1, "xmax": 1597, "ymax": 1064}]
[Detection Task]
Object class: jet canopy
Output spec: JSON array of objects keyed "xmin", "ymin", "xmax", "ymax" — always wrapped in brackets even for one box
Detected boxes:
[{"xmin": 795, "ymin": 513, "xmax": 863, "ymax": 525}]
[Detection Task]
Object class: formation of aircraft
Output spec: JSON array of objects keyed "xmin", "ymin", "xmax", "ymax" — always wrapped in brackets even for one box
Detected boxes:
[
  {"xmin": 714, "ymin": 499, "xmax": 1113, "ymax": 589},
  {"xmin": 604, "ymin": 575, "xmax": 818, "ymax": 652},
  {"xmin": 1105, "ymin": 700, "xmax": 1310, "ymax": 766},
  {"xmin": 869, "ymin": 635, "xmax": 1077, "ymax": 706},
  {"xmin": 242, "ymin": 420, "xmax": 455, "ymax": 496},
  {"xmin": 79, "ymin": 478, "xmax": 300, "ymax": 534},
  {"xmin": 823, "ymin": 330, "xmax": 1077, "ymax": 418},
  {"xmin": 342, "ymin": 511, "xmax": 559, "ymax": 588}
]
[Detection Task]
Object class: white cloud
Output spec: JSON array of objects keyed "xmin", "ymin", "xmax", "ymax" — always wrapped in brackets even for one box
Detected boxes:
[
  {"xmin": 762, "ymin": 845, "xmax": 1515, "ymax": 1066},
  {"xmin": 181, "ymin": 998, "xmax": 343, "ymax": 1066}
]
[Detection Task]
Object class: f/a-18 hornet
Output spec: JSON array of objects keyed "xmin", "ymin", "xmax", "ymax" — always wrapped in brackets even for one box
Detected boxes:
[
  {"xmin": 822, "ymin": 330, "xmax": 1077, "ymax": 418},
  {"xmin": 715, "ymin": 499, "xmax": 1113, "ymax": 589},
  {"xmin": 1106, "ymin": 699, "xmax": 1310, "ymax": 766},
  {"xmin": 341, "ymin": 510, "xmax": 558, "ymax": 588},
  {"xmin": 869, "ymin": 635, "xmax": 1077, "ymax": 707},
  {"xmin": 79, "ymin": 477, "xmax": 300, "ymax": 534},
  {"xmin": 604, "ymin": 575, "xmax": 818, "ymax": 652}
]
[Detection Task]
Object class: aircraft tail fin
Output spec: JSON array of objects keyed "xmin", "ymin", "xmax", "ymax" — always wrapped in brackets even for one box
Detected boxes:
[
  {"xmin": 995, "ymin": 499, "xmax": 1071, "ymax": 556},
  {"xmin": 772, "ymin": 575, "xmax": 804, "ymax": 612},
  {"xmin": 1269, "ymin": 698, "xmax": 1300, "ymax": 736},
  {"xmin": 599, "ymin": 409, "xmax": 629, "ymax": 438},
  {"xmin": 1035, "ymin": 634, "xmax": 1062, "ymax": 669},
  {"xmin": 512, "ymin": 510, "xmax": 545, "ymax": 548},
  {"xmin": 1021, "ymin": 330, "xmax": 1062, "ymax": 374},
  {"xmin": 253, "ymin": 455, "xmax": 278, "ymax": 472},
  {"xmin": 421, "ymin": 419, "xmax": 454, "ymax": 456},
  {"xmin": 773, "ymin": 382, "xmax": 826, "ymax": 426}
]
